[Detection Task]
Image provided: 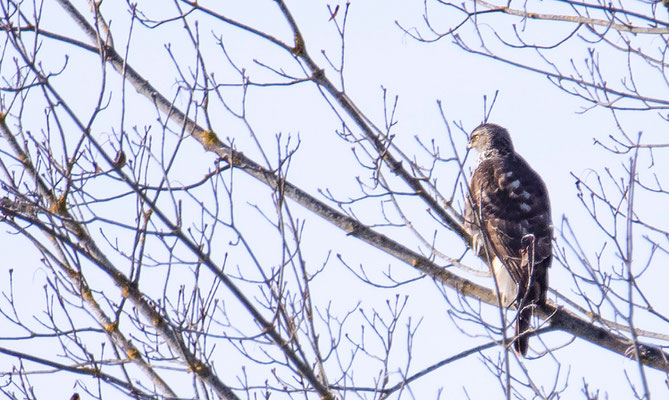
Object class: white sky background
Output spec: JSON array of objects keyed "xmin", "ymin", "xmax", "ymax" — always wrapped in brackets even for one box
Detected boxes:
[{"xmin": 1, "ymin": 0, "xmax": 668, "ymax": 398}]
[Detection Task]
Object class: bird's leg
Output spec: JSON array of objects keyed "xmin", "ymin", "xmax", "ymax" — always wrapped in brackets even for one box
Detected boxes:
[
  {"xmin": 521, "ymin": 234, "xmax": 536, "ymax": 271},
  {"xmin": 471, "ymin": 230, "xmax": 483, "ymax": 255}
]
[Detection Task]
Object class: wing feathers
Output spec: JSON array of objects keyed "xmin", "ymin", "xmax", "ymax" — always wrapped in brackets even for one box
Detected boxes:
[{"xmin": 466, "ymin": 152, "xmax": 552, "ymax": 356}]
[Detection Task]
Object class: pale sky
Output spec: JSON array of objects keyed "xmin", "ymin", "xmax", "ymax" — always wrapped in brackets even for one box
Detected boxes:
[{"xmin": 1, "ymin": 0, "xmax": 668, "ymax": 398}]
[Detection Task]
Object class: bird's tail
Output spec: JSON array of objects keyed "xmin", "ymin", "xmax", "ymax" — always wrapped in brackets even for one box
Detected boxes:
[
  {"xmin": 514, "ymin": 300, "xmax": 532, "ymax": 356},
  {"xmin": 515, "ymin": 234, "xmax": 536, "ymax": 356}
]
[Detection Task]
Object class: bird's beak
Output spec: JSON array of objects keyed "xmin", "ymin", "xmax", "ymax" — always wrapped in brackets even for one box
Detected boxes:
[{"xmin": 467, "ymin": 141, "xmax": 473, "ymax": 149}]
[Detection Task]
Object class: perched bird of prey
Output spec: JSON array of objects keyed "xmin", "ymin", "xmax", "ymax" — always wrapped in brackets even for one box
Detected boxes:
[{"xmin": 465, "ymin": 123, "xmax": 552, "ymax": 356}]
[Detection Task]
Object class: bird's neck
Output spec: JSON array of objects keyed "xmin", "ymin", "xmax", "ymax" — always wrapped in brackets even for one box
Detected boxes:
[{"xmin": 479, "ymin": 148, "xmax": 512, "ymax": 162}]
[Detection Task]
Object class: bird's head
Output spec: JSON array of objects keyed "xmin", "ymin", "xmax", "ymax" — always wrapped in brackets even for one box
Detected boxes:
[{"xmin": 467, "ymin": 123, "xmax": 514, "ymax": 156}]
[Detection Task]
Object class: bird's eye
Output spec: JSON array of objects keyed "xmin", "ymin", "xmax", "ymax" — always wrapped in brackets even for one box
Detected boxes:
[{"xmin": 472, "ymin": 135, "xmax": 479, "ymax": 141}]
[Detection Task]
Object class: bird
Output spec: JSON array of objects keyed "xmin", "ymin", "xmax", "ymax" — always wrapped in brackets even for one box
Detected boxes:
[{"xmin": 464, "ymin": 123, "xmax": 552, "ymax": 356}]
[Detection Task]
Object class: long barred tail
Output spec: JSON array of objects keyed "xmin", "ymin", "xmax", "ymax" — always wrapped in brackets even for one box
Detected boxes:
[
  {"xmin": 514, "ymin": 300, "xmax": 532, "ymax": 356},
  {"xmin": 515, "ymin": 234, "xmax": 536, "ymax": 356}
]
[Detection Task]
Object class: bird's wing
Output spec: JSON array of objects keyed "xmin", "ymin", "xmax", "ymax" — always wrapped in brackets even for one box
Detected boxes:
[{"xmin": 469, "ymin": 155, "xmax": 552, "ymax": 290}]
